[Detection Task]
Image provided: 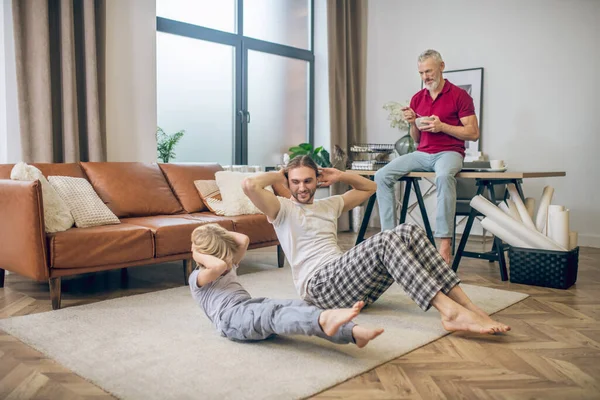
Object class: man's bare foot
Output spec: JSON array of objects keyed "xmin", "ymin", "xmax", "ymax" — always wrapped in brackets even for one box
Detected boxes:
[
  {"xmin": 352, "ymin": 325, "xmax": 384, "ymax": 348},
  {"xmin": 441, "ymin": 303, "xmax": 510, "ymax": 334},
  {"xmin": 461, "ymin": 301, "xmax": 511, "ymax": 332},
  {"xmin": 439, "ymin": 238, "xmax": 451, "ymax": 264},
  {"xmin": 318, "ymin": 301, "xmax": 365, "ymax": 336}
]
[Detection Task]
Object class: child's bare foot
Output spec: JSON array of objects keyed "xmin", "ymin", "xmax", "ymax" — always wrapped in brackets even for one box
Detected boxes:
[
  {"xmin": 441, "ymin": 304, "xmax": 510, "ymax": 334},
  {"xmin": 352, "ymin": 325, "xmax": 384, "ymax": 348},
  {"xmin": 318, "ymin": 301, "xmax": 365, "ymax": 336}
]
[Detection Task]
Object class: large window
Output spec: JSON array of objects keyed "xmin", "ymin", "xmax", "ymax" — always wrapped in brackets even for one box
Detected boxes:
[{"xmin": 157, "ymin": 0, "xmax": 314, "ymax": 165}]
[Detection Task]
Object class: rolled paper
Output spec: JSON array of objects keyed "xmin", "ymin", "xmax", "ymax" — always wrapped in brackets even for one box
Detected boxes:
[
  {"xmin": 481, "ymin": 217, "xmax": 533, "ymax": 248},
  {"xmin": 525, "ymin": 197, "xmax": 535, "ymax": 219},
  {"xmin": 535, "ymin": 186, "xmax": 554, "ymax": 234},
  {"xmin": 547, "ymin": 205, "xmax": 565, "ymax": 238},
  {"xmin": 507, "ymin": 184, "xmax": 537, "ymax": 230},
  {"xmin": 498, "ymin": 201, "xmax": 512, "ymax": 217},
  {"xmin": 569, "ymin": 231, "xmax": 578, "ymax": 250},
  {"xmin": 505, "ymin": 199, "xmax": 522, "ymax": 222},
  {"xmin": 548, "ymin": 209, "xmax": 570, "ymax": 250},
  {"xmin": 470, "ymin": 195, "xmax": 566, "ymax": 251}
]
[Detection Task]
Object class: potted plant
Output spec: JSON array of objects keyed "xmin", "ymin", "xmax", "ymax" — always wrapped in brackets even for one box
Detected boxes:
[
  {"xmin": 287, "ymin": 143, "xmax": 331, "ymax": 167},
  {"xmin": 156, "ymin": 127, "xmax": 185, "ymax": 163}
]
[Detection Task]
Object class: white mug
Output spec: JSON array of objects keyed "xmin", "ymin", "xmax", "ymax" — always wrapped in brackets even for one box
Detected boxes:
[{"xmin": 490, "ymin": 160, "xmax": 505, "ymax": 169}]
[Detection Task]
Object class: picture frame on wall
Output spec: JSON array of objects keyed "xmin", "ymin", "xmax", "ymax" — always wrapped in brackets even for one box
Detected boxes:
[{"xmin": 443, "ymin": 67, "xmax": 483, "ymax": 152}]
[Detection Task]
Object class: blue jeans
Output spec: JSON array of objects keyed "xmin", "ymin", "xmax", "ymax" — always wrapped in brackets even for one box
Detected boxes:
[{"xmin": 374, "ymin": 151, "xmax": 463, "ymax": 237}]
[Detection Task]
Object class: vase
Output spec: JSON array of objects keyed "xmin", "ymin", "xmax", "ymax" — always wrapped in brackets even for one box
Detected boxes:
[{"xmin": 394, "ymin": 133, "xmax": 415, "ymax": 156}]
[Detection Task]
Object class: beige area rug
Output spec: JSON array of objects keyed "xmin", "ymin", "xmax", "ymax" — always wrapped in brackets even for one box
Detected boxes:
[{"xmin": 0, "ymin": 267, "xmax": 527, "ymax": 400}]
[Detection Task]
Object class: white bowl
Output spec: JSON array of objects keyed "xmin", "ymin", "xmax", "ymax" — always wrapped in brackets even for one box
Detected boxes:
[{"xmin": 415, "ymin": 116, "xmax": 434, "ymax": 129}]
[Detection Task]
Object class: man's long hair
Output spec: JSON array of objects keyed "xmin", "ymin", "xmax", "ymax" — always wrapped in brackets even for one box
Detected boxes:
[{"xmin": 284, "ymin": 155, "xmax": 319, "ymax": 179}]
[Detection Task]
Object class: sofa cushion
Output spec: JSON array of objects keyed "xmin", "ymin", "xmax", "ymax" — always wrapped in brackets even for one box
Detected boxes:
[
  {"xmin": 81, "ymin": 162, "xmax": 183, "ymax": 218},
  {"xmin": 158, "ymin": 163, "xmax": 223, "ymax": 213},
  {"xmin": 0, "ymin": 163, "xmax": 87, "ymax": 179},
  {"xmin": 185, "ymin": 212, "xmax": 241, "ymax": 227},
  {"xmin": 49, "ymin": 224, "xmax": 154, "ymax": 269},
  {"xmin": 215, "ymin": 171, "xmax": 274, "ymax": 216},
  {"xmin": 228, "ymin": 214, "xmax": 278, "ymax": 244},
  {"xmin": 123, "ymin": 215, "xmax": 234, "ymax": 257},
  {"xmin": 193, "ymin": 180, "xmax": 226, "ymax": 215},
  {"xmin": 48, "ymin": 176, "xmax": 120, "ymax": 228},
  {"xmin": 10, "ymin": 162, "xmax": 75, "ymax": 233}
]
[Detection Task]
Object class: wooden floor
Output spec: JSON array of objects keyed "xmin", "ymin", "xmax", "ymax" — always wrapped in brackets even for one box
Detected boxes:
[{"xmin": 1, "ymin": 231, "xmax": 599, "ymax": 400}]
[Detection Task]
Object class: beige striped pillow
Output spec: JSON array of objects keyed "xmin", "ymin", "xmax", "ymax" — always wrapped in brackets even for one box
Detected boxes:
[
  {"xmin": 193, "ymin": 180, "xmax": 226, "ymax": 216},
  {"xmin": 48, "ymin": 176, "xmax": 120, "ymax": 228}
]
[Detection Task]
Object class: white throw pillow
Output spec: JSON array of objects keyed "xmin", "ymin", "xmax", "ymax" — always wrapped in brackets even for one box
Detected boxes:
[
  {"xmin": 10, "ymin": 162, "xmax": 74, "ymax": 233},
  {"xmin": 48, "ymin": 176, "xmax": 120, "ymax": 228},
  {"xmin": 193, "ymin": 180, "xmax": 226, "ymax": 216},
  {"xmin": 214, "ymin": 171, "xmax": 273, "ymax": 216}
]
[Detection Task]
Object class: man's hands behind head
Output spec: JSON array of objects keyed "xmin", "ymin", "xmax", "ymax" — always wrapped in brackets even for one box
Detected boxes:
[{"xmin": 317, "ymin": 168, "xmax": 343, "ymax": 187}]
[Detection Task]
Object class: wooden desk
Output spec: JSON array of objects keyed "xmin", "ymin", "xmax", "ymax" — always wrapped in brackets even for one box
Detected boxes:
[{"xmin": 347, "ymin": 170, "xmax": 566, "ymax": 280}]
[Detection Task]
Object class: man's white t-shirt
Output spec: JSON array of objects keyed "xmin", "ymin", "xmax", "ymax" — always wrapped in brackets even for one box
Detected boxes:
[{"xmin": 269, "ymin": 195, "xmax": 345, "ymax": 299}]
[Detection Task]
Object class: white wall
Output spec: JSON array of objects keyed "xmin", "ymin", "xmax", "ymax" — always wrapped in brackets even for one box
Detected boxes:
[
  {"xmin": 367, "ymin": 0, "xmax": 600, "ymax": 247},
  {"xmin": 0, "ymin": 0, "xmax": 6, "ymax": 162},
  {"xmin": 0, "ymin": 0, "xmax": 21, "ymax": 164},
  {"xmin": 105, "ymin": 0, "xmax": 157, "ymax": 162}
]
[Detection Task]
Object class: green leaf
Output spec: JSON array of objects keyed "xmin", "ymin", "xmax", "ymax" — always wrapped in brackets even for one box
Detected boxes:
[
  {"xmin": 288, "ymin": 146, "xmax": 305, "ymax": 154},
  {"xmin": 313, "ymin": 153, "xmax": 329, "ymax": 168},
  {"xmin": 299, "ymin": 143, "xmax": 313, "ymax": 151},
  {"xmin": 156, "ymin": 126, "xmax": 185, "ymax": 163}
]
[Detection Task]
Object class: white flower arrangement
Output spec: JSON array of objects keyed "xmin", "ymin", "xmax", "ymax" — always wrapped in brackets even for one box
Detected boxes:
[
  {"xmin": 383, "ymin": 101, "xmax": 410, "ymax": 132},
  {"xmin": 383, "ymin": 101, "xmax": 416, "ymax": 154}
]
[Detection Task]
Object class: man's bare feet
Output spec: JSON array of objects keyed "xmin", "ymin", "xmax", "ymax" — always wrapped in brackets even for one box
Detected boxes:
[
  {"xmin": 439, "ymin": 238, "xmax": 451, "ymax": 264},
  {"xmin": 461, "ymin": 301, "xmax": 511, "ymax": 332},
  {"xmin": 318, "ymin": 301, "xmax": 365, "ymax": 336},
  {"xmin": 441, "ymin": 303, "xmax": 510, "ymax": 334},
  {"xmin": 445, "ymin": 286, "xmax": 511, "ymax": 332},
  {"xmin": 352, "ymin": 325, "xmax": 385, "ymax": 348}
]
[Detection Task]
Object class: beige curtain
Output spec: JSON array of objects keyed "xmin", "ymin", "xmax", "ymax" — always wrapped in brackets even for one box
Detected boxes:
[
  {"xmin": 327, "ymin": 0, "xmax": 368, "ymax": 231},
  {"xmin": 12, "ymin": 0, "xmax": 106, "ymax": 163},
  {"xmin": 327, "ymin": 0, "xmax": 368, "ymax": 162}
]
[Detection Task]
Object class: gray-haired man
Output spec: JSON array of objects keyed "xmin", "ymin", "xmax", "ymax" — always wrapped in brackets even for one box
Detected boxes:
[{"xmin": 375, "ymin": 49, "xmax": 480, "ymax": 263}]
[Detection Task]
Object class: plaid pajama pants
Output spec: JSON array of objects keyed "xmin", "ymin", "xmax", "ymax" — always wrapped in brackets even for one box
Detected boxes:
[{"xmin": 306, "ymin": 223, "xmax": 461, "ymax": 311}]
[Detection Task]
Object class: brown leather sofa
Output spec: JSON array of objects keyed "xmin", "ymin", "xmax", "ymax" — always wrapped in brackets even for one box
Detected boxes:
[{"xmin": 0, "ymin": 162, "xmax": 287, "ymax": 309}]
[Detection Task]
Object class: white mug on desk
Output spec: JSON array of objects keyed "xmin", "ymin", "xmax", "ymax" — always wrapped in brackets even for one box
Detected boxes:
[{"xmin": 490, "ymin": 160, "xmax": 505, "ymax": 169}]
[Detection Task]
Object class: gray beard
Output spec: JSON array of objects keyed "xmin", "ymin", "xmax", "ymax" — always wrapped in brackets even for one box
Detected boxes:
[{"xmin": 426, "ymin": 79, "xmax": 440, "ymax": 91}]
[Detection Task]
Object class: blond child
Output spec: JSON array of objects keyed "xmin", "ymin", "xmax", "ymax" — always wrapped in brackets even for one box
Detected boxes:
[{"xmin": 189, "ymin": 224, "xmax": 383, "ymax": 347}]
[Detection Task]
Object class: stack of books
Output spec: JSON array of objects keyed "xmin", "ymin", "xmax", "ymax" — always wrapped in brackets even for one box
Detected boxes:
[{"xmin": 350, "ymin": 160, "xmax": 389, "ymax": 171}]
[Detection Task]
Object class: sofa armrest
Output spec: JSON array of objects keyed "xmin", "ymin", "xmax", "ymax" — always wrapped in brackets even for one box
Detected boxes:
[{"xmin": 0, "ymin": 179, "xmax": 49, "ymax": 281}]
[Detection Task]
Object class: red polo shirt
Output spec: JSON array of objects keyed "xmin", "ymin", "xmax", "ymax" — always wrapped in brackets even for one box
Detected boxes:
[{"xmin": 409, "ymin": 79, "xmax": 475, "ymax": 157}]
